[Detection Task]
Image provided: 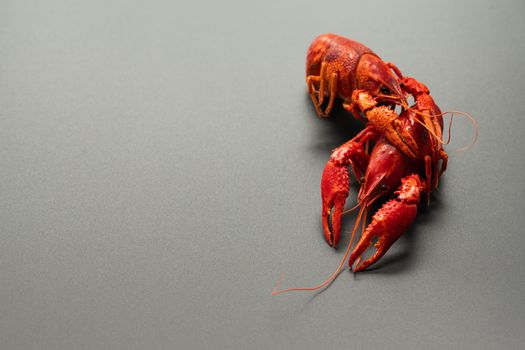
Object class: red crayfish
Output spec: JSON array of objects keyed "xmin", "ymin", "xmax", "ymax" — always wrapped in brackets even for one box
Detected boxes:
[{"xmin": 273, "ymin": 34, "xmax": 475, "ymax": 295}]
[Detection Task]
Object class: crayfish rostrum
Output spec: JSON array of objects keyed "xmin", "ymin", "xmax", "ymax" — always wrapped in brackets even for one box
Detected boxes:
[{"xmin": 272, "ymin": 34, "xmax": 471, "ymax": 295}]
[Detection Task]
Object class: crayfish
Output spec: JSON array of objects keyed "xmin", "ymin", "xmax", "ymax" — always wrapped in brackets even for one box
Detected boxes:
[{"xmin": 273, "ymin": 34, "xmax": 475, "ymax": 295}]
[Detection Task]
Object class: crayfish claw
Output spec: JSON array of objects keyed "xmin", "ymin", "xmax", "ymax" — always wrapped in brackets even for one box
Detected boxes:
[
  {"xmin": 321, "ymin": 161, "xmax": 349, "ymax": 247},
  {"xmin": 321, "ymin": 139, "xmax": 370, "ymax": 247},
  {"xmin": 322, "ymin": 202, "xmax": 343, "ymax": 247},
  {"xmin": 348, "ymin": 235, "xmax": 389, "ymax": 272},
  {"xmin": 349, "ymin": 175, "xmax": 423, "ymax": 271}
]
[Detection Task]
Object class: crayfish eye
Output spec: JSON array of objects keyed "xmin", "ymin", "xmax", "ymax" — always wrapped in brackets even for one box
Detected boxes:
[{"xmin": 380, "ymin": 86, "xmax": 392, "ymax": 95}]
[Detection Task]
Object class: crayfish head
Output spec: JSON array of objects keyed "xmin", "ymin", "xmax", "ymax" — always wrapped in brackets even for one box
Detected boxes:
[{"xmin": 355, "ymin": 54, "xmax": 406, "ymax": 106}]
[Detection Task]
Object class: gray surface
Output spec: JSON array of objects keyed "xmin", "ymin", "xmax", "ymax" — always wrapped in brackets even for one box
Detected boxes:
[{"xmin": 1, "ymin": 0, "xmax": 525, "ymax": 349}]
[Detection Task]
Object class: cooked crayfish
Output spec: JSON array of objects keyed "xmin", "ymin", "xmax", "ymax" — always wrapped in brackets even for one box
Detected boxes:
[{"xmin": 272, "ymin": 34, "xmax": 470, "ymax": 295}]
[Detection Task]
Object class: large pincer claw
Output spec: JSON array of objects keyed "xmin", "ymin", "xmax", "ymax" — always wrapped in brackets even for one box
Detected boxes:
[
  {"xmin": 321, "ymin": 142, "xmax": 369, "ymax": 247},
  {"xmin": 321, "ymin": 159, "xmax": 350, "ymax": 247},
  {"xmin": 347, "ymin": 202, "xmax": 408, "ymax": 272},
  {"xmin": 348, "ymin": 175, "xmax": 423, "ymax": 271}
]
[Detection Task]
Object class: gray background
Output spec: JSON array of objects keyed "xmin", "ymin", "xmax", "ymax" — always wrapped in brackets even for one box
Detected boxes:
[{"xmin": 1, "ymin": 0, "xmax": 524, "ymax": 349}]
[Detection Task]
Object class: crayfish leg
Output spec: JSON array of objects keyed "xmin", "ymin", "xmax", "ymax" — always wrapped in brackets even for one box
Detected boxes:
[{"xmin": 306, "ymin": 61, "xmax": 338, "ymax": 117}]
